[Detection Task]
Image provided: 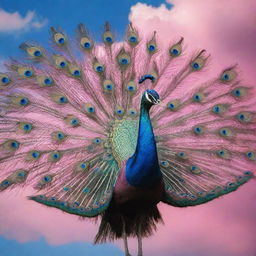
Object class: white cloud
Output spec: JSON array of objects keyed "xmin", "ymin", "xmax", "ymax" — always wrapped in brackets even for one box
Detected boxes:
[{"xmin": 0, "ymin": 9, "xmax": 48, "ymax": 33}]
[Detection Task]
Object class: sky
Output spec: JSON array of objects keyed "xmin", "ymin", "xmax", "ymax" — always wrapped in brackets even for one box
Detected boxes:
[{"xmin": 0, "ymin": 0, "xmax": 256, "ymax": 256}]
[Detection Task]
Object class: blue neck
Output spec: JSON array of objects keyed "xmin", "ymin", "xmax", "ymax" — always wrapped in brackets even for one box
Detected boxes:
[{"xmin": 126, "ymin": 102, "xmax": 162, "ymax": 188}]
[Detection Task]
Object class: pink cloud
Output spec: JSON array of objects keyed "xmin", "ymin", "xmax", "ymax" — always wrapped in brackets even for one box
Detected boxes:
[
  {"xmin": 0, "ymin": 1, "xmax": 256, "ymax": 256},
  {"xmin": 0, "ymin": 9, "xmax": 47, "ymax": 33},
  {"xmin": 129, "ymin": 0, "xmax": 256, "ymax": 83}
]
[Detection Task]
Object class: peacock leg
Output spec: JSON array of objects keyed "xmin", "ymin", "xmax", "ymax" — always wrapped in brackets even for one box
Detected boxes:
[
  {"xmin": 123, "ymin": 222, "xmax": 132, "ymax": 256},
  {"xmin": 137, "ymin": 226, "xmax": 143, "ymax": 256}
]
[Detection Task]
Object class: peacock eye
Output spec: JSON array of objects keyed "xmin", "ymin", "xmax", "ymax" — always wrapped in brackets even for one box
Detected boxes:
[
  {"xmin": 93, "ymin": 137, "xmax": 102, "ymax": 145},
  {"xmin": 192, "ymin": 93, "xmax": 204, "ymax": 103},
  {"xmin": 23, "ymin": 123, "xmax": 32, "ymax": 132},
  {"xmin": 193, "ymin": 125, "xmax": 204, "ymax": 135},
  {"xmin": 94, "ymin": 63, "xmax": 105, "ymax": 73},
  {"xmin": 1, "ymin": 75, "xmax": 10, "ymax": 85},
  {"xmin": 115, "ymin": 106, "xmax": 124, "ymax": 116},
  {"xmin": 245, "ymin": 151, "xmax": 256, "ymax": 160},
  {"xmin": 119, "ymin": 58, "xmax": 129, "ymax": 65},
  {"xmin": 220, "ymin": 69, "xmax": 237, "ymax": 83},
  {"xmin": 105, "ymin": 37, "xmax": 112, "ymax": 43},
  {"xmin": 103, "ymin": 29, "xmax": 114, "ymax": 44},
  {"xmin": 24, "ymin": 70, "xmax": 33, "ymax": 77},
  {"xmin": 44, "ymin": 78, "xmax": 53, "ymax": 85},
  {"xmin": 60, "ymin": 61, "xmax": 67, "ymax": 68},
  {"xmin": 19, "ymin": 97, "xmax": 30, "ymax": 106},
  {"xmin": 59, "ymin": 96, "xmax": 68, "ymax": 104},
  {"xmin": 34, "ymin": 50, "xmax": 42, "ymax": 57},
  {"xmin": 84, "ymin": 42, "xmax": 90, "ymax": 48},
  {"xmin": 53, "ymin": 32, "xmax": 66, "ymax": 45},
  {"xmin": 80, "ymin": 37, "xmax": 93, "ymax": 50},
  {"xmin": 73, "ymin": 70, "xmax": 81, "ymax": 76},
  {"xmin": 129, "ymin": 36, "xmax": 137, "ymax": 43},
  {"xmin": 191, "ymin": 56, "xmax": 205, "ymax": 71}
]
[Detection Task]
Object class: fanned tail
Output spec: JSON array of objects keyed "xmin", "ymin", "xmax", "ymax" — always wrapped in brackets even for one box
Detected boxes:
[
  {"xmin": 149, "ymin": 48, "xmax": 256, "ymax": 206},
  {"xmin": 0, "ymin": 22, "xmax": 255, "ymax": 218}
]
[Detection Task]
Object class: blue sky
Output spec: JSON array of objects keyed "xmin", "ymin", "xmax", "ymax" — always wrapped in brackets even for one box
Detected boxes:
[
  {"xmin": 0, "ymin": 1, "xmax": 172, "ymax": 255},
  {"xmin": 0, "ymin": 236, "xmax": 123, "ymax": 256},
  {"xmin": 0, "ymin": 0, "xmax": 172, "ymax": 58}
]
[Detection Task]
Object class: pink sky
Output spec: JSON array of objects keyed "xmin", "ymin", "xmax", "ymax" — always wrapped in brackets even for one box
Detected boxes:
[{"xmin": 0, "ymin": 1, "xmax": 256, "ymax": 255}]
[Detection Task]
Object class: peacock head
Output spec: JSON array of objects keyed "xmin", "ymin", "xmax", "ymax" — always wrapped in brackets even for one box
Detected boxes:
[{"xmin": 142, "ymin": 89, "xmax": 161, "ymax": 108}]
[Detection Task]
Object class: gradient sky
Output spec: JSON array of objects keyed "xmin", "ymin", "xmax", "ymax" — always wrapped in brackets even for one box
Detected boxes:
[{"xmin": 0, "ymin": 1, "xmax": 256, "ymax": 256}]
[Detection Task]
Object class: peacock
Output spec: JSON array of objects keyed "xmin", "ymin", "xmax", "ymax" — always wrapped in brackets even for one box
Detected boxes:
[{"xmin": 0, "ymin": 22, "xmax": 255, "ymax": 256}]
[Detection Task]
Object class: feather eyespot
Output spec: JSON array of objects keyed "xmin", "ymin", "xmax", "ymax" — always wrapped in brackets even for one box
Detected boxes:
[
  {"xmin": 148, "ymin": 44, "xmax": 156, "ymax": 52},
  {"xmin": 0, "ymin": 179, "xmax": 12, "ymax": 190},
  {"xmin": 63, "ymin": 186, "xmax": 70, "ymax": 192},
  {"xmin": 192, "ymin": 92, "xmax": 204, "ymax": 103},
  {"xmin": 128, "ymin": 108, "xmax": 137, "ymax": 117},
  {"xmin": 117, "ymin": 51, "xmax": 131, "ymax": 69},
  {"xmin": 190, "ymin": 165, "xmax": 201, "ymax": 174},
  {"xmin": 22, "ymin": 123, "xmax": 33, "ymax": 132},
  {"xmin": 176, "ymin": 152, "xmax": 187, "ymax": 160},
  {"xmin": 93, "ymin": 62, "xmax": 105, "ymax": 73},
  {"xmin": 76, "ymin": 161, "xmax": 89, "ymax": 172},
  {"xmin": 72, "ymin": 69, "xmax": 81, "ymax": 77},
  {"xmin": 3, "ymin": 140, "xmax": 20, "ymax": 152},
  {"xmin": 53, "ymin": 32, "xmax": 66, "ymax": 45},
  {"xmin": 69, "ymin": 66, "xmax": 81, "ymax": 77},
  {"xmin": 70, "ymin": 118, "xmax": 79, "ymax": 126},
  {"xmin": 216, "ymin": 149, "xmax": 231, "ymax": 159},
  {"xmin": 80, "ymin": 35, "xmax": 93, "ymax": 50},
  {"xmin": 27, "ymin": 150, "xmax": 41, "ymax": 161},
  {"xmin": 43, "ymin": 77, "xmax": 53, "ymax": 86},
  {"xmin": 211, "ymin": 104, "xmax": 227, "ymax": 115},
  {"xmin": 236, "ymin": 112, "xmax": 252, "ymax": 123},
  {"xmin": 191, "ymin": 57, "xmax": 205, "ymax": 71},
  {"xmin": 167, "ymin": 100, "xmax": 180, "ymax": 111},
  {"xmin": 49, "ymin": 151, "xmax": 62, "ymax": 162},
  {"xmin": 103, "ymin": 80, "xmax": 114, "ymax": 93},
  {"xmin": 31, "ymin": 151, "xmax": 40, "ymax": 159},
  {"xmin": 193, "ymin": 125, "xmax": 204, "ymax": 135},
  {"xmin": 127, "ymin": 23, "xmax": 139, "ymax": 45},
  {"xmin": 64, "ymin": 115, "xmax": 80, "ymax": 127},
  {"xmin": 231, "ymin": 87, "xmax": 248, "ymax": 99},
  {"xmin": 84, "ymin": 103, "xmax": 96, "ymax": 114},
  {"xmin": 218, "ymin": 127, "xmax": 233, "ymax": 138},
  {"xmin": 51, "ymin": 94, "xmax": 68, "ymax": 104},
  {"xmin": 245, "ymin": 151, "xmax": 256, "ymax": 161},
  {"xmin": 103, "ymin": 32, "xmax": 114, "ymax": 44},
  {"xmin": 20, "ymin": 97, "xmax": 29, "ymax": 106},
  {"xmin": 169, "ymin": 38, "xmax": 183, "ymax": 57},
  {"xmin": 93, "ymin": 137, "xmax": 102, "ymax": 145},
  {"xmin": 54, "ymin": 56, "xmax": 68, "ymax": 69},
  {"xmin": 126, "ymin": 81, "xmax": 137, "ymax": 94},
  {"xmin": 59, "ymin": 96, "xmax": 68, "ymax": 104},
  {"xmin": 18, "ymin": 67, "xmax": 34, "ymax": 78},
  {"xmin": 0, "ymin": 74, "xmax": 11, "ymax": 86},
  {"xmin": 128, "ymin": 35, "xmax": 138, "ymax": 44},
  {"xmin": 51, "ymin": 131, "xmax": 66, "ymax": 142},
  {"xmin": 115, "ymin": 106, "xmax": 125, "ymax": 116},
  {"xmin": 220, "ymin": 69, "xmax": 237, "ymax": 83},
  {"xmin": 160, "ymin": 160, "xmax": 169, "ymax": 167},
  {"xmin": 28, "ymin": 47, "xmax": 42, "ymax": 57}
]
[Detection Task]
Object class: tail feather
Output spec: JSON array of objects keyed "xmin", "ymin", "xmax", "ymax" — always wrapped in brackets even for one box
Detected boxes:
[{"xmin": 94, "ymin": 200, "xmax": 163, "ymax": 243}]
